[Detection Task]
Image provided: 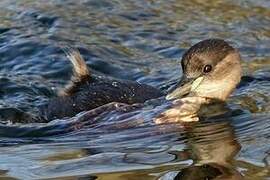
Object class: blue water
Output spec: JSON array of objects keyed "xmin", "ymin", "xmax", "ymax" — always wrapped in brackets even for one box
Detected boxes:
[{"xmin": 0, "ymin": 0, "xmax": 269, "ymax": 179}]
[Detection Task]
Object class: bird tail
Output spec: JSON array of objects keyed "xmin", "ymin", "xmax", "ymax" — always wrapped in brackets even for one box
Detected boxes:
[{"xmin": 59, "ymin": 47, "xmax": 91, "ymax": 96}]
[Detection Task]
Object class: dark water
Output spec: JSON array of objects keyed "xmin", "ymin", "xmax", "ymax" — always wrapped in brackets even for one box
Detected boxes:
[{"xmin": 0, "ymin": 0, "xmax": 269, "ymax": 179}]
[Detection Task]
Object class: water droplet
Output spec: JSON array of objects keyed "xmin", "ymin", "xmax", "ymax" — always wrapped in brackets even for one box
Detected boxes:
[{"xmin": 112, "ymin": 81, "xmax": 118, "ymax": 87}]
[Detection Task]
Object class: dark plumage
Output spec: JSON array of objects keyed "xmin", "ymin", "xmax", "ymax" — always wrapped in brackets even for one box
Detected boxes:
[
  {"xmin": 39, "ymin": 77, "xmax": 163, "ymax": 121},
  {"xmin": 38, "ymin": 50, "xmax": 163, "ymax": 122},
  {"xmin": 37, "ymin": 38, "xmax": 241, "ymax": 123}
]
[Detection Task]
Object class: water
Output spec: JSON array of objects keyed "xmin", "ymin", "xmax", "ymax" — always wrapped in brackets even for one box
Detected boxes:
[{"xmin": 0, "ymin": 0, "xmax": 269, "ymax": 179}]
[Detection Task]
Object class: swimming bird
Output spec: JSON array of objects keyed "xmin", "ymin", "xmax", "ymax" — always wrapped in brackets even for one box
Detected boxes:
[
  {"xmin": 38, "ymin": 39, "xmax": 242, "ymax": 123},
  {"xmin": 155, "ymin": 38, "xmax": 242, "ymax": 123},
  {"xmin": 38, "ymin": 50, "xmax": 163, "ymax": 122}
]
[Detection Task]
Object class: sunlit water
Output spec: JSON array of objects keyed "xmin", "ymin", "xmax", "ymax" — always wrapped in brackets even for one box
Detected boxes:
[{"xmin": 0, "ymin": 0, "xmax": 269, "ymax": 179}]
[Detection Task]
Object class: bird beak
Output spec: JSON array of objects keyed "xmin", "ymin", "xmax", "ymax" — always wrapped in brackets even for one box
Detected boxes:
[{"xmin": 166, "ymin": 76, "xmax": 204, "ymax": 100}]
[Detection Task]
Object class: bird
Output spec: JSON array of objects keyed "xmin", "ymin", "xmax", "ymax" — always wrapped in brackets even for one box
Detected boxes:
[
  {"xmin": 38, "ymin": 39, "xmax": 242, "ymax": 123},
  {"xmin": 155, "ymin": 38, "xmax": 242, "ymax": 123}
]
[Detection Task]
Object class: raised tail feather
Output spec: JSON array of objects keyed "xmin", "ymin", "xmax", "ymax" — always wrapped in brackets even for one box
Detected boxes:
[{"xmin": 59, "ymin": 48, "xmax": 91, "ymax": 96}]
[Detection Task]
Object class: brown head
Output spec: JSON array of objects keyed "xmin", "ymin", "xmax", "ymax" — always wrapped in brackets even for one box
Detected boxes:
[{"xmin": 167, "ymin": 39, "xmax": 242, "ymax": 102}]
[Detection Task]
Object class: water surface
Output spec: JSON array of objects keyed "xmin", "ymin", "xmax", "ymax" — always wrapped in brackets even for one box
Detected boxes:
[{"xmin": 0, "ymin": 0, "xmax": 269, "ymax": 179}]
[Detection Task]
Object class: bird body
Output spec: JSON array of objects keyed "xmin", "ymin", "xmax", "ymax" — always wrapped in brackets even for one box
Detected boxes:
[{"xmin": 38, "ymin": 39, "xmax": 242, "ymax": 123}]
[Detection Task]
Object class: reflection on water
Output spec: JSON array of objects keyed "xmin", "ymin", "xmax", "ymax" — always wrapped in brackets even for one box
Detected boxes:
[
  {"xmin": 167, "ymin": 120, "xmax": 243, "ymax": 180},
  {"xmin": 0, "ymin": 0, "xmax": 269, "ymax": 179}
]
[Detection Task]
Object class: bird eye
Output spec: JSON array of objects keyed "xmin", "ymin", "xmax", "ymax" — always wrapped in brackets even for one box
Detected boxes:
[{"xmin": 203, "ymin": 65, "xmax": 212, "ymax": 73}]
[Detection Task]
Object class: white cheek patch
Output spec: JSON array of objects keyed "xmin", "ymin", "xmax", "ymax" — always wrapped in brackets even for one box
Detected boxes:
[{"xmin": 191, "ymin": 77, "xmax": 204, "ymax": 91}]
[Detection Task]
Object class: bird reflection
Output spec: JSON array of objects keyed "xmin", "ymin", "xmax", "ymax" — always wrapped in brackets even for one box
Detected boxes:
[{"xmin": 166, "ymin": 119, "xmax": 243, "ymax": 180}]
